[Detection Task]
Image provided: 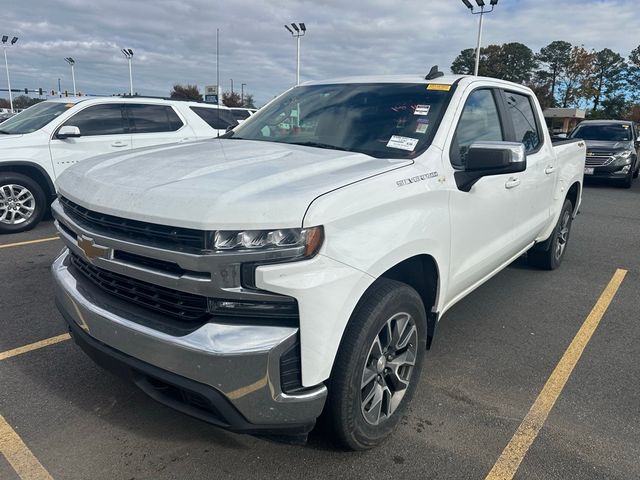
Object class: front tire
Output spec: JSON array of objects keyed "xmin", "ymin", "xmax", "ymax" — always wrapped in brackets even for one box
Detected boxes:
[
  {"xmin": 527, "ymin": 199, "xmax": 573, "ymax": 270},
  {"xmin": 325, "ymin": 279, "xmax": 427, "ymax": 450},
  {"xmin": 0, "ymin": 173, "xmax": 47, "ymax": 234}
]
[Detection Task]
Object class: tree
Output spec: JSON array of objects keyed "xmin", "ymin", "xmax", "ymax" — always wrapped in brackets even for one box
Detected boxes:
[
  {"xmin": 588, "ymin": 48, "xmax": 627, "ymax": 113},
  {"xmin": 556, "ymin": 46, "xmax": 594, "ymax": 108},
  {"xmin": 222, "ymin": 90, "xmax": 242, "ymax": 107},
  {"xmin": 450, "ymin": 43, "xmax": 537, "ymax": 84},
  {"xmin": 170, "ymin": 84, "xmax": 203, "ymax": 101},
  {"xmin": 12, "ymin": 96, "xmax": 44, "ymax": 109},
  {"xmin": 626, "ymin": 45, "xmax": 640, "ymax": 102},
  {"xmin": 535, "ymin": 40, "xmax": 573, "ymax": 107},
  {"xmin": 242, "ymin": 93, "xmax": 256, "ymax": 109},
  {"xmin": 0, "ymin": 98, "xmax": 10, "ymax": 109},
  {"xmin": 451, "ymin": 48, "xmax": 476, "ymax": 75}
]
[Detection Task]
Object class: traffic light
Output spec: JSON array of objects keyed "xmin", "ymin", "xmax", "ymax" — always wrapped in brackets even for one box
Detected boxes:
[
  {"xmin": 24, "ymin": 88, "xmax": 28, "ymax": 94},
  {"xmin": 38, "ymin": 88, "xmax": 43, "ymax": 96},
  {"xmin": 64, "ymin": 90, "xmax": 68, "ymax": 97},
  {"xmin": 51, "ymin": 90, "xmax": 55, "ymax": 96}
]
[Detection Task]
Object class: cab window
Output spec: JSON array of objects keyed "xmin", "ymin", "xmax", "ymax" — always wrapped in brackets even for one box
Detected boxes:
[{"xmin": 504, "ymin": 92, "xmax": 541, "ymax": 152}]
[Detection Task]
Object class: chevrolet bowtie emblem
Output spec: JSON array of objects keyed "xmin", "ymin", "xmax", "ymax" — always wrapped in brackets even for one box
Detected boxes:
[{"xmin": 77, "ymin": 236, "xmax": 109, "ymax": 260}]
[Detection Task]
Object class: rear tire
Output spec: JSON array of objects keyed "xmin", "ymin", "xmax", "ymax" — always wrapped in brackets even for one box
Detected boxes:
[
  {"xmin": 0, "ymin": 173, "xmax": 47, "ymax": 234},
  {"xmin": 325, "ymin": 279, "xmax": 427, "ymax": 450},
  {"xmin": 528, "ymin": 199, "xmax": 573, "ymax": 270}
]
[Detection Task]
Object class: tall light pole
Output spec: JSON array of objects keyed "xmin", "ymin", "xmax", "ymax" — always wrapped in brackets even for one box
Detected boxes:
[
  {"xmin": 241, "ymin": 82, "xmax": 246, "ymax": 106},
  {"xmin": 1, "ymin": 35, "xmax": 18, "ymax": 113},
  {"xmin": 284, "ymin": 23, "xmax": 306, "ymax": 85},
  {"xmin": 230, "ymin": 78, "xmax": 234, "ymax": 95},
  {"xmin": 64, "ymin": 57, "xmax": 76, "ymax": 96},
  {"xmin": 121, "ymin": 48, "xmax": 134, "ymax": 95},
  {"xmin": 462, "ymin": 0, "xmax": 499, "ymax": 76}
]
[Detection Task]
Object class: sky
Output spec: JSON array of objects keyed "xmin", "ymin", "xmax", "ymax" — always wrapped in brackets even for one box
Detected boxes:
[{"xmin": 1, "ymin": 0, "xmax": 638, "ymax": 106}]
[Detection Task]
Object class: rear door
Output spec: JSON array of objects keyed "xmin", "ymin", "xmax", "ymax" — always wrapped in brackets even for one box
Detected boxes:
[
  {"xmin": 500, "ymin": 90, "xmax": 551, "ymax": 248},
  {"xmin": 446, "ymin": 87, "xmax": 520, "ymax": 300},
  {"xmin": 49, "ymin": 103, "xmax": 131, "ymax": 177},
  {"xmin": 126, "ymin": 103, "xmax": 193, "ymax": 149}
]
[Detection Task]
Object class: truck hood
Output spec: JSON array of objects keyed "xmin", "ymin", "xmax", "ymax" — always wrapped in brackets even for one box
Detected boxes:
[
  {"xmin": 57, "ymin": 138, "xmax": 411, "ymax": 230},
  {"xmin": 584, "ymin": 139, "xmax": 633, "ymax": 151}
]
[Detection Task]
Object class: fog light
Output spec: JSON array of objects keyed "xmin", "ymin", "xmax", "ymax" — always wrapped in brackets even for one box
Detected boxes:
[{"xmin": 207, "ymin": 298, "xmax": 298, "ymax": 318}]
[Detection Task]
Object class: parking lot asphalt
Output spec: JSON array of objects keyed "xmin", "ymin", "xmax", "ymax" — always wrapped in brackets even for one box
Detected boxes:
[{"xmin": 1, "ymin": 179, "xmax": 639, "ymax": 480}]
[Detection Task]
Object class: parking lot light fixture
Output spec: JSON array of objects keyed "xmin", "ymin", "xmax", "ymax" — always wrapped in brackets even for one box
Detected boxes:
[
  {"xmin": 121, "ymin": 48, "xmax": 134, "ymax": 95},
  {"xmin": 64, "ymin": 57, "xmax": 76, "ymax": 96},
  {"xmin": 461, "ymin": 0, "xmax": 499, "ymax": 76},
  {"xmin": 1, "ymin": 35, "xmax": 18, "ymax": 113},
  {"xmin": 284, "ymin": 22, "xmax": 306, "ymax": 85}
]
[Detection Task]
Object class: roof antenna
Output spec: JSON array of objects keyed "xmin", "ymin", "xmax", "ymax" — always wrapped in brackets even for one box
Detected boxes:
[{"xmin": 425, "ymin": 65, "xmax": 444, "ymax": 80}]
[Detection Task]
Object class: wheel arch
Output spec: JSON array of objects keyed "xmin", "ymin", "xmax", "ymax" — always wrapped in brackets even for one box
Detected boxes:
[
  {"xmin": 566, "ymin": 181, "xmax": 581, "ymax": 215},
  {"xmin": 0, "ymin": 162, "xmax": 56, "ymax": 202},
  {"xmin": 376, "ymin": 254, "xmax": 440, "ymax": 348}
]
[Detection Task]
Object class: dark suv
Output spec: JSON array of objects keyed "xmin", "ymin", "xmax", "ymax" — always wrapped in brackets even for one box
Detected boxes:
[{"xmin": 570, "ymin": 120, "xmax": 640, "ymax": 188}]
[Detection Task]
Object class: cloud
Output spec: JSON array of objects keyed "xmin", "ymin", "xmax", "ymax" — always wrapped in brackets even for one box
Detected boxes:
[{"xmin": 2, "ymin": 0, "xmax": 639, "ymax": 105}]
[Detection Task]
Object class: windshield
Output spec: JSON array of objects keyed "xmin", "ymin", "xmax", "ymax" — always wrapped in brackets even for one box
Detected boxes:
[
  {"xmin": 228, "ymin": 83, "xmax": 451, "ymax": 158},
  {"xmin": 571, "ymin": 124, "xmax": 632, "ymax": 141},
  {"xmin": 0, "ymin": 101, "xmax": 74, "ymax": 134}
]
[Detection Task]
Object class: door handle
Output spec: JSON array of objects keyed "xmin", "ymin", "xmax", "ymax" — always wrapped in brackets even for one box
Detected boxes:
[
  {"xmin": 111, "ymin": 141, "xmax": 128, "ymax": 148},
  {"xmin": 505, "ymin": 177, "xmax": 521, "ymax": 189},
  {"xmin": 545, "ymin": 166, "xmax": 555, "ymax": 174}
]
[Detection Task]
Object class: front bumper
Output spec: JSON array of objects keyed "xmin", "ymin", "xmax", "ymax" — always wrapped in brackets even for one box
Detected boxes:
[
  {"xmin": 584, "ymin": 163, "xmax": 632, "ymax": 180},
  {"xmin": 53, "ymin": 250, "xmax": 327, "ymax": 434}
]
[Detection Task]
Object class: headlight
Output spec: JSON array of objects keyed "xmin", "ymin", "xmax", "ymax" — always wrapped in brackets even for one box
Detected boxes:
[
  {"xmin": 213, "ymin": 226, "xmax": 323, "ymax": 258},
  {"xmin": 613, "ymin": 150, "xmax": 633, "ymax": 164}
]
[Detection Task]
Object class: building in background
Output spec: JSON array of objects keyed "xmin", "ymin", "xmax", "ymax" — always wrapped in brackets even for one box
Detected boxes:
[{"xmin": 544, "ymin": 108, "xmax": 586, "ymax": 135}]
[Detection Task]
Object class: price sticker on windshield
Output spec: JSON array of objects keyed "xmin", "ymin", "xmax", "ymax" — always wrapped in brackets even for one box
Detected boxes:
[
  {"xmin": 414, "ymin": 105, "xmax": 431, "ymax": 116},
  {"xmin": 387, "ymin": 135, "xmax": 419, "ymax": 151}
]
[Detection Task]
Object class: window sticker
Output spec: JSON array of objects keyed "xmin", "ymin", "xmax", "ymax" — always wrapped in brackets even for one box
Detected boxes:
[
  {"xmin": 414, "ymin": 105, "xmax": 431, "ymax": 116},
  {"xmin": 415, "ymin": 118, "xmax": 429, "ymax": 134},
  {"xmin": 387, "ymin": 135, "xmax": 419, "ymax": 151},
  {"xmin": 426, "ymin": 84, "xmax": 451, "ymax": 91}
]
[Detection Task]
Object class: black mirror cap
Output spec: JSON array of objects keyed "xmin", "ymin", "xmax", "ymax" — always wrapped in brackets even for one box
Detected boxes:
[{"xmin": 466, "ymin": 146, "xmax": 512, "ymax": 170}]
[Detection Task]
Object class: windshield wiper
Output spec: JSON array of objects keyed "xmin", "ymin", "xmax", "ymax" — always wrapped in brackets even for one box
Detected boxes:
[{"xmin": 289, "ymin": 141, "xmax": 352, "ymax": 153}]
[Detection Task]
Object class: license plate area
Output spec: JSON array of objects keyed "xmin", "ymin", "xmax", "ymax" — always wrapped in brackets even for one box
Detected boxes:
[{"xmin": 584, "ymin": 167, "xmax": 594, "ymax": 175}]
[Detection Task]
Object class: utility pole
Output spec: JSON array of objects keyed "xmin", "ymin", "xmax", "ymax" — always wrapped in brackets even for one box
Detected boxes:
[
  {"xmin": 284, "ymin": 23, "xmax": 306, "ymax": 85},
  {"xmin": 241, "ymin": 82, "xmax": 246, "ymax": 106},
  {"xmin": 216, "ymin": 28, "xmax": 220, "ymax": 106},
  {"xmin": 461, "ymin": 0, "xmax": 499, "ymax": 76}
]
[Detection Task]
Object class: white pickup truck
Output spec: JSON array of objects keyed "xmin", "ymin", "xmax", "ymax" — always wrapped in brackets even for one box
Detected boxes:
[
  {"xmin": 0, "ymin": 97, "xmax": 237, "ymax": 233},
  {"xmin": 52, "ymin": 72, "xmax": 585, "ymax": 450}
]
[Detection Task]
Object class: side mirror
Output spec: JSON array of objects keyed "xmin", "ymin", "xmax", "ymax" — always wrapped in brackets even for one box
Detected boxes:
[
  {"xmin": 57, "ymin": 125, "xmax": 81, "ymax": 139},
  {"xmin": 455, "ymin": 142, "xmax": 526, "ymax": 192},
  {"xmin": 555, "ymin": 133, "xmax": 568, "ymax": 139}
]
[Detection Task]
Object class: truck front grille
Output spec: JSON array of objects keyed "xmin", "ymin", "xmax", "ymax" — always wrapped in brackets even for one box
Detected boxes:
[
  {"xmin": 69, "ymin": 253, "xmax": 210, "ymax": 322},
  {"xmin": 60, "ymin": 196, "xmax": 207, "ymax": 252}
]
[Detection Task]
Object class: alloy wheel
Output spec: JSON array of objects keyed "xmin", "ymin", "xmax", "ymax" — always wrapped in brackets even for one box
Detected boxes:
[
  {"xmin": 555, "ymin": 210, "xmax": 571, "ymax": 261},
  {"xmin": 0, "ymin": 184, "xmax": 36, "ymax": 225},
  {"xmin": 360, "ymin": 312, "xmax": 418, "ymax": 426}
]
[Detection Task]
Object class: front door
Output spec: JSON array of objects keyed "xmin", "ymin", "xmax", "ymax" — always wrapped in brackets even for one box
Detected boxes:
[{"xmin": 446, "ymin": 88, "xmax": 521, "ymax": 301}]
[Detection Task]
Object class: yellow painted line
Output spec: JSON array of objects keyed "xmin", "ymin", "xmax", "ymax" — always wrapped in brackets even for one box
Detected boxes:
[
  {"xmin": 0, "ymin": 414, "xmax": 54, "ymax": 480},
  {"xmin": 0, "ymin": 334, "xmax": 71, "ymax": 362},
  {"xmin": 0, "ymin": 236, "xmax": 60, "ymax": 250},
  {"xmin": 485, "ymin": 268, "xmax": 627, "ymax": 480}
]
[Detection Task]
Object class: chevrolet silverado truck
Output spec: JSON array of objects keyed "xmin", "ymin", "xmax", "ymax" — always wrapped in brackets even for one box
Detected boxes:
[{"xmin": 51, "ymin": 72, "xmax": 585, "ymax": 450}]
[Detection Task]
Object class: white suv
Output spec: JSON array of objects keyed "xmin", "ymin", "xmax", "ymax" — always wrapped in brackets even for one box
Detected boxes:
[{"xmin": 0, "ymin": 97, "xmax": 238, "ymax": 233}]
